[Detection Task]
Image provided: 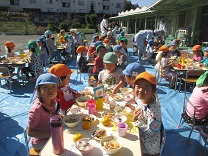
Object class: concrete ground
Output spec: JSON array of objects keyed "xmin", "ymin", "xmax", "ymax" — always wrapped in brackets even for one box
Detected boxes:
[{"xmin": 0, "ymin": 33, "xmax": 135, "ymax": 56}]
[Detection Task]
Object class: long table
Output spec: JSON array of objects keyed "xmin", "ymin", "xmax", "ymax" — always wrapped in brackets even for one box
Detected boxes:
[{"xmin": 40, "ymin": 104, "xmax": 142, "ymax": 156}]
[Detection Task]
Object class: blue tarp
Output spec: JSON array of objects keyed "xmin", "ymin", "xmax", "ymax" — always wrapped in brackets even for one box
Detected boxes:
[{"xmin": 0, "ymin": 49, "xmax": 207, "ymax": 156}]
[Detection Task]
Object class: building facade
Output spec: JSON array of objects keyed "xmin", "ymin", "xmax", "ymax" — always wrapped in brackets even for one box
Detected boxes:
[{"xmin": 0, "ymin": 0, "xmax": 124, "ymax": 15}]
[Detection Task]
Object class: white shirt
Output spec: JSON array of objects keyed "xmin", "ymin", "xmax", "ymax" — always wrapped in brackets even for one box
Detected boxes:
[{"xmin": 100, "ymin": 19, "xmax": 108, "ymax": 36}]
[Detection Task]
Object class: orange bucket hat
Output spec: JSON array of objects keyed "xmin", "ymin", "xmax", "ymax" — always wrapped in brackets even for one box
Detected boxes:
[
  {"xmin": 5, "ymin": 41, "xmax": 16, "ymax": 48},
  {"xmin": 76, "ymin": 46, "xmax": 86, "ymax": 53},
  {"xmin": 192, "ymin": 45, "xmax": 201, "ymax": 51},
  {"xmin": 103, "ymin": 38, "xmax": 109, "ymax": 43},
  {"xmin": 159, "ymin": 46, "xmax": 169, "ymax": 53},
  {"xmin": 134, "ymin": 72, "xmax": 157, "ymax": 85},
  {"xmin": 49, "ymin": 64, "xmax": 74, "ymax": 78}
]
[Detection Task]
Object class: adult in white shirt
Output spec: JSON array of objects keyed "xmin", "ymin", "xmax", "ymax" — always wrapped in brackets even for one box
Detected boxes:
[{"xmin": 100, "ymin": 14, "xmax": 110, "ymax": 38}]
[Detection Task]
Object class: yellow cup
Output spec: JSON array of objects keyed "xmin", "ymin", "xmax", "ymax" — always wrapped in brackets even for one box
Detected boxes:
[{"xmin": 96, "ymin": 97, "xmax": 103, "ymax": 110}]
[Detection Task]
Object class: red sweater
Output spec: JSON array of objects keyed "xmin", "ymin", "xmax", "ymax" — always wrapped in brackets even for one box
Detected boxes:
[{"xmin": 57, "ymin": 87, "xmax": 77, "ymax": 111}]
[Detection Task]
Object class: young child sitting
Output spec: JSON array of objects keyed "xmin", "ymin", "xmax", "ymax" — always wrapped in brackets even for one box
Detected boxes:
[
  {"xmin": 27, "ymin": 73, "xmax": 60, "ymax": 151},
  {"xmin": 182, "ymin": 71, "xmax": 208, "ymax": 128},
  {"xmin": 200, "ymin": 47, "xmax": 208, "ymax": 67},
  {"xmin": 76, "ymin": 46, "xmax": 88, "ymax": 73},
  {"xmin": 133, "ymin": 72, "xmax": 162, "ymax": 156},
  {"xmin": 123, "ymin": 62, "xmax": 145, "ymax": 87},
  {"xmin": 91, "ymin": 44, "xmax": 106, "ymax": 80},
  {"xmin": 4, "ymin": 41, "xmax": 15, "ymax": 57},
  {"xmin": 37, "ymin": 36, "xmax": 49, "ymax": 65},
  {"xmin": 103, "ymin": 38, "xmax": 113, "ymax": 52},
  {"xmin": 98, "ymin": 52, "xmax": 125, "ymax": 93},
  {"xmin": 113, "ymin": 45, "xmax": 128, "ymax": 70},
  {"xmin": 169, "ymin": 41, "xmax": 180, "ymax": 57},
  {"xmin": 49, "ymin": 64, "xmax": 81, "ymax": 115},
  {"xmin": 192, "ymin": 45, "xmax": 203, "ymax": 61},
  {"xmin": 155, "ymin": 51, "xmax": 176, "ymax": 88},
  {"xmin": 22, "ymin": 40, "xmax": 43, "ymax": 82}
]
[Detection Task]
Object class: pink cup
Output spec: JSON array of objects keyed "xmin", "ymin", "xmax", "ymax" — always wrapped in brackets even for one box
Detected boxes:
[
  {"xmin": 117, "ymin": 122, "xmax": 131, "ymax": 137},
  {"xmin": 88, "ymin": 104, "xmax": 96, "ymax": 115}
]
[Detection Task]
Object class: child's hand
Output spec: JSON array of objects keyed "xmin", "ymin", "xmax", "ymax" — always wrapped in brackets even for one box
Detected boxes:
[
  {"xmin": 125, "ymin": 103, "xmax": 135, "ymax": 111},
  {"xmin": 133, "ymin": 108, "xmax": 142, "ymax": 121}
]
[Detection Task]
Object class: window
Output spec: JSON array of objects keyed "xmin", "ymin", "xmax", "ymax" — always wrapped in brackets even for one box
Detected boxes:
[
  {"xmin": 50, "ymin": 0, "xmax": 52, "ymax": 4},
  {"xmin": 29, "ymin": 0, "xmax": 37, "ymax": 4},
  {"xmin": 62, "ymin": 2, "xmax": 70, "ymax": 7},
  {"xmin": 10, "ymin": 0, "xmax": 19, "ymax": 5},
  {"xmin": 116, "ymin": 3, "xmax": 121, "ymax": 8},
  {"xmin": 78, "ymin": 1, "xmax": 84, "ymax": 6},
  {"xmin": 103, "ymin": 5, "xmax": 109, "ymax": 10}
]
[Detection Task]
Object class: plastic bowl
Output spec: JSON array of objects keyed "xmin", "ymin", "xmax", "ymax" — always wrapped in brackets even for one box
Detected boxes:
[
  {"xmin": 114, "ymin": 105, "xmax": 131, "ymax": 114},
  {"xmin": 75, "ymin": 138, "xmax": 96, "ymax": 155},
  {"xmin": 112, "ymin": 114, "xmax": 127, "ymax": 125},
  {"xmin": 119, "ymin": 88, "xmax": 133, "ymax": 94},
  {"xmin": 81, "ymin": 114, "xmax": 97, "ymax": 124},
  {"xmin": 71, "ymin": 107, "xmax": 85, "ymax": 115},
  {"xmin": 101, "ymin": 136, "xmax": 123, "ymax": 155},
  {"xmin": 123, "ymin": 94, "xmax": 134, "ymax": 102},
  {"xmin": 76, "ymin": 96, "xmax": 91, "ymax": 107},
  {"xmin": 63, "ymin": 114, "xmax": 81, "ymax": 128}
]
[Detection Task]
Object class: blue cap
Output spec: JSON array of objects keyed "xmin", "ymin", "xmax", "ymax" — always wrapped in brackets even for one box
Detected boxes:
[
  {"xmin": 170, "ymin": 41, "xmax": 178, "ymax": 46},
  {"xmin": 204, "ymin": 47, "xmax": 208, "ymax": 52},
  {"xmin": 37, "ymin": 36, "xmax": 46, "ymax": 43},
  {"xmin": 113, "ymin": 45, "xmax": 127, "ymax": 56},
  {"xmin": 95, "ymin": 41, "xmax": 103, "ymax": 47},
  {"xmin": 92, "ymin": 35, "xmax": 99, "ymax": 41},
  {"xmin": 148, "ymin": 40, "xmax": 154, "ymax": 45},
  {"xmin": 35, "ymin": 73, "xmax": 59, "ymax": 87},
  {"xmin": 123, "ymin": 62, "xmax": 145, "ymax": 77}
]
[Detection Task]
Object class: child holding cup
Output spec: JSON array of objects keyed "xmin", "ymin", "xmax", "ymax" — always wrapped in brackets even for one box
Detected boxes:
[{"xmin": 133, "ymin": 72, "xmax": 162, "ymax": 156}]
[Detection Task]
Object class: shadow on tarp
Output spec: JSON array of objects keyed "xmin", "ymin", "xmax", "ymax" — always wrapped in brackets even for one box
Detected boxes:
[
  {"xmin": 162, "ymin": 128, "xmax": 208, "ymax": 156},
  {"xmin": 0, "ymin": 112, "xmax": 27, "ymax": 156},
  {"xmin": 157, "ymin": 88, "xmax": 167, "ymax": 94}
]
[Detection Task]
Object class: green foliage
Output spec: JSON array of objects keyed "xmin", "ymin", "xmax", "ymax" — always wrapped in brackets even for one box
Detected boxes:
[
  {"xmin": 85, "ymin": 14, "xmax": 90, "ymax": 24},
  {"xmin": 89, "ymin": 14, "xmax": 97, "ymax": 25},
  {"xmin": 59, "ymin": 20, "xmax": 69, "ymax": 31},
  {"xmin": 90, "ymin": 3, "xmax": 95, "ymax": 14},
  {"xmin": 47, "ymin": 22, "xmax": 59, "ymax": 33},
  {"xmin": 71, "ymin": 23, "xmax": 82, "ymax": 28},
  {"xmin": 86, "ymin": 24, "xmax": 94, "ymax": 29}
]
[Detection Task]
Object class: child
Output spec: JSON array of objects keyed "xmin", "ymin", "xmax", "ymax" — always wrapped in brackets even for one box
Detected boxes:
[
  {"xmin": 192, "ymin": 45, "xmax": 203, "ymax": 61},
  {"xmin": 133, "ymin": 72, "xmax": 162, "ymax": 156},
  {"xmin": 123, "ymin": 62, "xmax": 145, "ymax": 87},
  {"xmin": 119, "ymin": 37, "xmax": 129, "ymax": 63},
  {"xmin": 113, "ymin": 45, "xmax": 128, "ymax": 70},
  {"xmin": 37, "ymin": 36, "xmax": 49, "ymax": 65},
  {"xmin": 98, "ymin": 52, "xmax": 125, "ymax": 94},
  {"xmin": 91, "ymin": 44, "xmax": 107, "ymax": 80},
  {"xmin": 200, "ymin": 47, "xmax": 208, "ymax": 67},
  {"xmin": 4, "ymin": 41, "xmax": 15, "ymax": 57},
  {"xmin": 22, "ymin": 40, "xmax": 43, "ymax": 82},
  {"xmin": 87, "ymin": 35, "xmax": 100, "ymax": 60},
  {"xmin": 27, "ymin": 73, "xmax": 59, "ymax": 151},
  {"xmin": 49, "ymin": 64, "xmax": 81, "ymax": 115},
  {"xmin": 103, "ymin": 38, "xmax": 113, "ymax": 52},
  {"xmin": 155, "ymin": 51, "xmax": 176, "ymax": 88},
  {"xmin": 182, "ymin": 71, "xmax": 208, "ymax": 126},
  {"xmin": 169, "ymin": 41, "xmax": 180, "ymax": 57},
  {"xmin": 76, "ymin": 46, "xmax": 88, "ymax": 73},
  {"xmin": 106, "ymin": 31, "xmax": 116, "ymax": 45}
]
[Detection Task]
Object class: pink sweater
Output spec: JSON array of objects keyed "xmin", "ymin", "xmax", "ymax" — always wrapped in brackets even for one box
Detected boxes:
[{"xmin": 187, "ymin": 86, "xmax": 208, "ymax": 119}]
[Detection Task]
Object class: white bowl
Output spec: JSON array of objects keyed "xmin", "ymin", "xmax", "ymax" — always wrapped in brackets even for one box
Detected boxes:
[
  {"xmin": 101, "ymin": 136, "xmax": 123, "ymax": 155},
  {"xmin": 71, "ymin": 107, "xmax": 85, "ymax": 115},
  {"xmin": 81, "ymin": 114, "xmax": 97, "ymax": 124},
  {"xmin": 75, "ymin": 138, "xmax": 96, "ymax": 155},
  {"xmin": 114, "ymin": 105, "xmax": 131, "ymax": 114},
  {"xmin": 112, "ymin": 114, "xmax": 127, "ymax": 124},
  {"xmin": 91, "ymin": 128, "xmax": 107, "ymax": 141},
  {"xmin": 119, "ymin": 87, "xmax": 133, "ymax": 94},
  {"xmin": 63, "ymin": 114, "xmax": 81, "ymax": 128},
  {"xmin": 101, "ymin": 111, "xmax": 116, "ymax": 120},
  {"xmin": 76, "ymin": 96, "xmax": 91, "ymax": 107}
]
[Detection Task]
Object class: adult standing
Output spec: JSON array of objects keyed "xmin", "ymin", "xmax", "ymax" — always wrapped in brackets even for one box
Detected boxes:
[
  {"xmin": 100, "ymin": 14, "xmax": 110, "ymax": 38},
  {"xmin": 134, "ymin": 29, "xmax": 153, "ymax": 62}
]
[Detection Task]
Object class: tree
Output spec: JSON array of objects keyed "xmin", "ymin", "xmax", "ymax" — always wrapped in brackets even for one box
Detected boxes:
[{"xmin": 124, "ymin": 0, "xmax": 141, "ymax": 11}]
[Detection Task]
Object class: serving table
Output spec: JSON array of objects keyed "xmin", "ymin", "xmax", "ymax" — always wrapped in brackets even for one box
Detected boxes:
[{"xmin": 40, "ymin": 103, "xmax": 142, "ymax": 156}]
